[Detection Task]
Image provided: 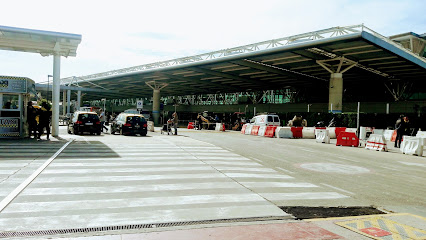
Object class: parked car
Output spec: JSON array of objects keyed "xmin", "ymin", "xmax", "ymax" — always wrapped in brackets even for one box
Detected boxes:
[
  {"xmin": 67, "ymin": 111, "xmax": 101, "ymax": 135},
  {"xmin": 110, "ymin": 113, "xmax": 147, "ymax": 136}
]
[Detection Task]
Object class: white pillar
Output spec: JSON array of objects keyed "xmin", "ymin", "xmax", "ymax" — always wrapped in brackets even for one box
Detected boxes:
[
  {"xmin": 77, "ymin": 90, "xmax": 81, "ymax": 110},
  {"xmin": 67, "ymin": 89, "xmax": 71, "ymax": 114},
  {"xmin": 328, "ymin": 73, "xmax": 343, "ymax": 113},
  {"xmin": 52, "ymin": 55, "xmax": 61, "ymax": 137}
]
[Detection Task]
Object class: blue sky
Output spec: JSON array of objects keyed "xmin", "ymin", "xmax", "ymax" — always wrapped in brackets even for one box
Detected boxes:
[{"xmin": 0, "ymin": 0, "xmax": 425, "ymax": 83}]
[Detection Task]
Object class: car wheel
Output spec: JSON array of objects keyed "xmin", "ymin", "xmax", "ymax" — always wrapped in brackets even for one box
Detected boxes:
[
  {"xmin": 97, "ymin": 131, "xmax": 101, "ymax": 135},
  {"xmin": 68, "ymin": 127, "xmax": 71, "ymax": 134}
]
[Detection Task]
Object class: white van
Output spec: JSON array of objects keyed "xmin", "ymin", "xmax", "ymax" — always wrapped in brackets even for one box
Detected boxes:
[{"xmin": 250, "ymin": 114, "xmax": 280, "ymax": 126}]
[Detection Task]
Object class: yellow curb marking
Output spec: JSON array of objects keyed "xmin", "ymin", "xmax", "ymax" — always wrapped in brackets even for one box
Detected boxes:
[{"xmin": 335, "ymin": 216, "xmax": 426, "ymax": 240}]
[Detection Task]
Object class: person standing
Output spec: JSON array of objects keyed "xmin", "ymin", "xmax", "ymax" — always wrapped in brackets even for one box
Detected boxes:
[
  {"xmin": 38, "ymin": 101, "xmax": 51, "ymax": 140},
  {"xmin": 395, "ymin": 116, "xmax": 410, "ymax": 148},
  {"xmin": 27, "ymin": 101, "xmax": 38, "ymax": 138},
  {"xmin": 172, "ymin": 112, "xmax": 178, "ymax": 135},
  {"xmin": 99, "ymin": 109, "xmax": 108, "ymax": 133}
]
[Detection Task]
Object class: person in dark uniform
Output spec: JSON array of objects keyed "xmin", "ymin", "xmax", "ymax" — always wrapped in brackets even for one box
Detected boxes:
[
  {"xmin": 27, "ymin": 101, "xmax": 38, "ymax": 138},
  {"xmin": 395, "ymin": 116, "xmax": 410, "ymax": 148},
  {"xmin": 38, "ymin": 101, "xmax": 51, "ymax": 140}
]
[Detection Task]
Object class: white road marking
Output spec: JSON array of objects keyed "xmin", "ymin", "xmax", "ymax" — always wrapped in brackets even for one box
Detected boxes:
[
  {"xmin": 241, "ymin": 182, "xmax": 318, "ymax": 188},
  {"xmin": 277, "ymin": 167, "xmax": 295, "ymax": 174},
  {"xmin": 320, "ymin": 183, "xmax": 355, "ymax": 195},
  {"xmin": 260, "ymin": 192, "xmax": 349, "ymax": 201},
  {"xmin": 226, "ymin": 173, "xmax": 293, "ymax": 179},
  {"xmin": 399, "ymin": 161, "xmax": 426, "ymax": 167},
  {"xmin": 0, "ymin": 140, "xmax": 73, "ymax": 212}
]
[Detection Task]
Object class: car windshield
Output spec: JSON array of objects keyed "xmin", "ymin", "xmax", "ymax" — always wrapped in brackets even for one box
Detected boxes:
[{"xmin": 78, "ymin": 114, "xmax": 99, "ymax": 121}]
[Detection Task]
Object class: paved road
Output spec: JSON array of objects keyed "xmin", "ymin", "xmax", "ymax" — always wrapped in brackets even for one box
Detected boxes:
[
  {"xmin": 183, "ymin": 128, "xmax": 426, "ymax": 216},
  {"xmin": 0, "ymin": 126, "xmax": 425, "ymax": 238}
]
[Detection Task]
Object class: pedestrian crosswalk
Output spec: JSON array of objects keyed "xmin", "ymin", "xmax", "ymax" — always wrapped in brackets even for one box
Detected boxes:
[{"xmin": 0, "ymin": 136, "xmax": 349, "ymax": 233}]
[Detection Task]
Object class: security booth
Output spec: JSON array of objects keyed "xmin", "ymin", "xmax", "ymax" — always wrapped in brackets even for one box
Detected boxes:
[{"xmin": 0, "ymin": 76, "xmax": 36, "ymax": 138}]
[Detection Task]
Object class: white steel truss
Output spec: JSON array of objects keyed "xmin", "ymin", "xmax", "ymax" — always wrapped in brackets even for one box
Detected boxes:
[{"xmin": 60, "ymin": 24, "xmax": 422, "ymax": 85}]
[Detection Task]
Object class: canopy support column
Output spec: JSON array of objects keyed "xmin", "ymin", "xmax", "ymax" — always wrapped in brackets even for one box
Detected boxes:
[
  {"xmin": 77, "ymin": 90, "xmax": 81, "ymax": 111},
  {"xmin": 62, "ymin": 90, "xmax": 66, "ymax": 116},
  {"xmin": 67, "ymin": 89, "xmax": 71, "ymax": 114},
  {"xmin": 52, "ymin": 54, "xmax": 61, "ymax": 137},
  {"xmin": 316, "ymin": 57, "xmax": 357, "ymax": 113},
  {"xmin": 146, "ymin": 81, "xmax": 168, "ymax": 126}
]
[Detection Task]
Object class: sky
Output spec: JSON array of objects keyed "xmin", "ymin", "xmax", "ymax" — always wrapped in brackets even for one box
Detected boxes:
[{"xmin": 0, "ymin": 0, "xmax": 425, "ymax": 83}]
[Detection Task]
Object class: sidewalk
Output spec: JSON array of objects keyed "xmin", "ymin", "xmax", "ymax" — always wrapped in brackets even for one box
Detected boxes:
[{"xmin": 50, "ymin": 213, "xmax": 426, "ymax": 240}]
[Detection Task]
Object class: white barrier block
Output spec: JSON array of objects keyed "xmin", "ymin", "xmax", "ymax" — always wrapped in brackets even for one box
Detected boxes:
[
  {"xmin": 276, "ymin": 127, "xmax": 293, "ymax": 138},
  {"xmin": 326, "ymin": 127, "xmax": 336, "ymax": 139},
  {"xmin": 346, "ymin": 128, "xmax": 358, "ymax": 134},
  {"xmin": 215, "ymin": 123, "xmax": 224, "ymax": 131},
  {"xmin": 315, "ymin": 130, "xmax": 330, "ymax": 144},
  {"xmin": 302, "ymin": 127, "xmax": 316, "ymax": 139},
  {"xmin": 258, "ymin": 126, "xmax": 267, "ymax": 136},
  {"xmin": 245, "ymin": 124, "xmax": 253, "ymax": 135},
  {"xmin": 373, "ymin": 129, "xmax": 385, "ymax": 136},
  {"xmin": 415, "ymin": 131, "xmax": 426, "ymax": 146},
  {"xmin": 365, "ymin": 134, "xmax": 387, "ymax": 152},
  {"xmin": 401, "ymin": 137, "xmax": 424, "ymax": 156},
  {"xmin": 400, "ymin": 136, "xmax": 417, "ymax": 152},
  {"xmin": 147, "ymin": 121, "xmax": 155, "ymax": 132},
  {"xmin": 383, "ymin": 130, "xmax": 394, "ymax": 141}
]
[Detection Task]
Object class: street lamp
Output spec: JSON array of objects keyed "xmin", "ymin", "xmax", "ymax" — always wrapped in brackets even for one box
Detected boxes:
[{"xmin": 47, "ymin": 75, "xmax": 53, "ymax": 102}]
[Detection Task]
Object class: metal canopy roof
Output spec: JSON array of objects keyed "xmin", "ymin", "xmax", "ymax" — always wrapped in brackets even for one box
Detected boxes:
[
  {"xmin": 61, "ymin": 25, "xmax": 426, "ymax": 101},
  {"xmin": 0, "ymin": 25, "xmax": 82, "ymax": 57}
]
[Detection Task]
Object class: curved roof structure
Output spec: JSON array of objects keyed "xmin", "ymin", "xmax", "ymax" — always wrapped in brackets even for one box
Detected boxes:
[
  {"xmin": 0, "ymin": 25, "xmax": 82, "ymax": 57},
  {"xmin": 58, "ymin": 25, "xmax": 426, "ymax": 101}
]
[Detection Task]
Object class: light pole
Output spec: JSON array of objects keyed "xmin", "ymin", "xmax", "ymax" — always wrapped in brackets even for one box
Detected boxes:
[{"xmin": 47, "ymin": 75, "xmax": 53, "ymax": 102}]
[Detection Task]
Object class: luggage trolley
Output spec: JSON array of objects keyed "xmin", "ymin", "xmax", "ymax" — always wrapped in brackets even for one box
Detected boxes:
[{"xmin": 161, "ymin": 119, "xmax": 173, "ymax": 135}]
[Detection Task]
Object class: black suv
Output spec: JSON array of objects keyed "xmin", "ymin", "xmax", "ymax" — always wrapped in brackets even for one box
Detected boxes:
[
  {"xmin": 110, "ymin": 113, "xmax": 147, "ymax": 136},
  {"xmin": 67, "ymin": 111, "xmax": 101, "ymax": 135}
]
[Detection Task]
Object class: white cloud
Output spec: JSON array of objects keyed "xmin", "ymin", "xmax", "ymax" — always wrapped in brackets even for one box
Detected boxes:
[{"xmin": 1, "ymin": 0, "xmax": 425, "ymax": 82}]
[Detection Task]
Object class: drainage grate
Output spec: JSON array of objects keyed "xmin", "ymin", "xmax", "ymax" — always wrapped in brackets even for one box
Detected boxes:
[{"xmin": 0, "ymin": 215, "xmax": 289, "ymax": 238}]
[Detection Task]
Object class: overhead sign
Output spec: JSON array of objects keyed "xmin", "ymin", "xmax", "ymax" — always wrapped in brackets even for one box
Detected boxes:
[
  {"xmin": 136, "ymin": 100, "xmax": 143, "ymax": 110},
  {"xmin": 0, "ymin": 78, "xmax": 27, "ymax": 93}
]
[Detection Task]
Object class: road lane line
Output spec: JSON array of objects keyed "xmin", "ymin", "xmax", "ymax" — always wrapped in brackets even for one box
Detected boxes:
[
  {"xmin": 0, "ymin": 140, "xmax": 73, "ymax": 213},
  {"xmin": 277, "ymin": 167, "xmax": 295, "ymax": 174},
  {"xmin": 320, "ymin": 183, "xmax": 355, "ymax": 195}
]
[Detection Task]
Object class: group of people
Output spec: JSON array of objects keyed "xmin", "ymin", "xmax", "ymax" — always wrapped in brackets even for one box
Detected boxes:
[{"xmin": 27, "ymin": 101, "xmax": 51, "ymax": 140}]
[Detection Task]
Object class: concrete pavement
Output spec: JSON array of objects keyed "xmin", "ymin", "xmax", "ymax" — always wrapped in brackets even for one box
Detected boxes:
[{"xmin": 0, "ymin": 126, "xmax": 425, "ymax": 239}]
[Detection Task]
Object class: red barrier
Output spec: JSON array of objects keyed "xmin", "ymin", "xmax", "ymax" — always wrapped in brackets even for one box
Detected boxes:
[
  {"xmin": 291, "ymin": 127, "xmax": 303, "ymax": 138},
  {"xmin": 391, "ymin": 130, "xmax": 397, "ymax": 142},
  {"xmin": 335, "ymin": 127, "xmax": 347, "ymax": 139},
  {"xmin": 336, "ymin": 132, "xmax": 359, "ymax": 147},
  {"xmin": 187, "ymin": 122, "xmax": 194, "ymax": 129},
  {"xmin": 264, "ymin": 126, "xmax": 277, "ymax": 138},
  {"xmin": 251, "ymin": 125, "xmax": 260, "ymax": 135},
  {"xmin": 241, "ymin": 124, "xmax": 247, "ymax": 134}
]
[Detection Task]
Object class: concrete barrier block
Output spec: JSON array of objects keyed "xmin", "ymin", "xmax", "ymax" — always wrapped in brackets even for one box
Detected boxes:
[
  {"xmin": 302, "ymin": 127, "xmax": 316, "ymax": 139},
  {"xmin": 276, "ymin": 127, "xmax": 293, "ymax": 138},
  {"xmin": 326, "ymin": 127, "xmax": 336, "ymax": 139},
  {"xmin": 245, "ymin": 124, "xmax": 253, "ymax": 135},
  {"xmin": 383, "ymin": 130, "xmax": 394, "ymax": 141},
  {"xmin": 258, "ymin": 126, "xmax": 266, "ymax": 136}
]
